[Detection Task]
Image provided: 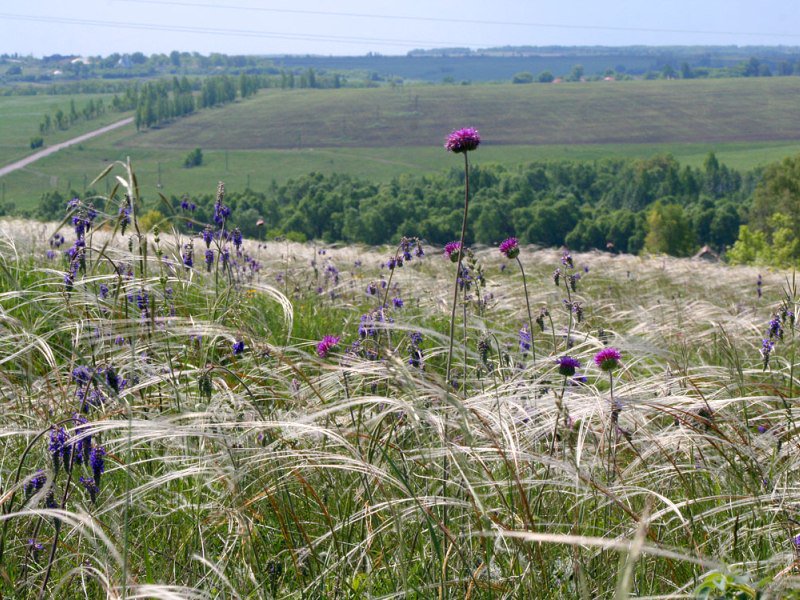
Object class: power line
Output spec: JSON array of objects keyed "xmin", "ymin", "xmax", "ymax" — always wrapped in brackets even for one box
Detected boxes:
[
  {"xmin": 117, "ymin": 0, "xmax": 800, "ymax": 40},
  {"xmin": 0, "ymin": 12, "xmax": 457, "ymax": 48}
]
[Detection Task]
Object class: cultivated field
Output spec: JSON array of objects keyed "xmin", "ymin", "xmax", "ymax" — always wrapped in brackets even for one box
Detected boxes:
[
  {"xmin": 4, "ymin": 78, "xmax": 800, "ymax": 210},
  {"xmin": 0, "ymin": 162, "xmax": 799, "ymax": 597}
]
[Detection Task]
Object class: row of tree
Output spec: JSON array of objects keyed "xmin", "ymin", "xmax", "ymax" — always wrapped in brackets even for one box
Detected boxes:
[
  {"xmin": 140, "ymin": 154, "xmax": 752, "ymax": 256},
  {"xmin": 41, "ymin": 152, "xmax": 800, "ymax": 266},
  {"xmin": 38, "ymin": 98, "xmax": 106, "ymax": 135}
]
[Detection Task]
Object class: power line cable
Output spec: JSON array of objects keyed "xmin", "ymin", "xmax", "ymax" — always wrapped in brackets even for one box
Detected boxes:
[
  {"xmin": 0, "ymin": 12, "xmax": 457, "ymax": 48},
  {"xmin": 116, "ymin": 0, "xmax": 800, "ymax": 39}
]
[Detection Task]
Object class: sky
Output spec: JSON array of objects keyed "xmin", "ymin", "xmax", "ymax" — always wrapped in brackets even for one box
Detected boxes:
[{"xmin": 3, "ymin": 0, "xmax": 800, "ymax": 57}]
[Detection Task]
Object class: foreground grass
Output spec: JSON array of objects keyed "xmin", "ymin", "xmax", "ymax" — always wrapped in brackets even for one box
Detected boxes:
[{"xmin": 0, "ymin": 163, "xmax": 799, "ymax": 598}]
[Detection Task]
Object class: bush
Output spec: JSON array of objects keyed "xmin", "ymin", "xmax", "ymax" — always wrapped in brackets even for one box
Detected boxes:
[
  {"xmin": 30, "ymin": 136, "xmax": 44, "ymax": 149},
  {"xmin": 184, "ymin": 147, "xmax": 203, "ymax": 168}
]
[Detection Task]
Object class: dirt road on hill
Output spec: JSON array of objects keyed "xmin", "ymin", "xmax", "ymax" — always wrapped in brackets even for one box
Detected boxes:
[{"xmin": 0, "ymin": 117, "xmax": 134, "ymax": 178}]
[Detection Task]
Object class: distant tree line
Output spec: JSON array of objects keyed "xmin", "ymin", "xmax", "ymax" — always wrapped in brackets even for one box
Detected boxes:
[
  {"xmin": 37, "ymin": 97, "xmax": 106, "ymax": 136},
  {"xmin": 121, "ymin": 154, "xmax": 752, "ymax": 257}
]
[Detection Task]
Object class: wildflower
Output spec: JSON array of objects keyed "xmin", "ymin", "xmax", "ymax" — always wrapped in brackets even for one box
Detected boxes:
[
  {"xmin": 49, "ymin": 426, "xmax": 70, "ymax": 473},
  {"xmin": 553, "ymin": 268, "xmax": 561, "ymax": 286},
  {"xmin": 768, "ymin": 315, "xmax": 783, "ymax": 340},
  {"xmin": 182, "ymin": 243, "xmax": 194, "ymax": 268},
  {"xmin": 72, "ymin": 366, "xmax": 93, "ymax": 385},
  {"xmin": 757, "ymin": 274, "xmax": 762, "ymax": 299},
  {"xmin": 536, "ymin": 307, "xmax": 549, "ymax": 332},
  {"xmin": 392, "ymin": 297, "xmax": 404, "ymax": 308},
  {"xmin": 24, "ymin": 470, "xmax": 46, "ymax": 498},
  {"xmin": 99, "ymin": 283, "xmax": 109, "ymax": 299},
  {"xmin": 366, "ymin": 282, "xmax": 377, "ymax": 296},
  {"xmin": 445, "ymin": 127, "xmax": 481, "ymax": 153},
  {"xmin": 136, "ymin": 289, "xmax": 149, "ymax": 311},
  {"xmin": 232, "ymin": 227, "xmax": 243, "ymax": 250},
  {"xmin": 72, "ymin": 414, "xmax": 91, "ymax": 464},
  {"xmin": 28, "ymin": 538, "xmax": 44, "ymax": 557},
  {"xmin": 556, "ymin": 356, "xmax": 581, "ymax": 377},
  {"xmin": 594, "ymin": 347, "xmax": 622, "ymax": 372},
  {"xmin": 519, "ymin": 325, "xmax": 531, "ymax": 353},
  {"xmin": 561, "ymin": 251, "xmax": 574, "ymax": 269},
  {"xmin": 444, "ymin": 241, "xmax": 462, "ymax": 263},
  {"xmin": 409, "ymin": 332, "xmax": 423, "ymax": 368},
  {"xmin": 761, "ymin": 338, "xmax": 775, "ymax": 369},
  {"xmin": 205, "ymin": 249, "xmax": 214, "ymax": 271},
  {"xmin": 317, "ymin": 335, "xmax": 340, "ymax": 358},
  {"xmin": 232, "ymin": 340, "xmax": 245, "ymax": 356},
  {"xmin": 213, "ymin": 182, "xmax": 230, "ymax": 226},
  {"xmin": 105, "ymin": 367, "xmax": 119, "ymax": 394},
  {"xmin": 202, "ymin": 225, "xmax": 214, "ymax": 247},
  {"xmin": 79, "ymin": 476, "xmax": 100, "ymax": 503},
  {"xmin": 499, "ymin": 237, "xmax": 519, "ymax": 259},
  {"xmin": 90, "ymin": 446, "xmax": 106, "ymax": 485}
]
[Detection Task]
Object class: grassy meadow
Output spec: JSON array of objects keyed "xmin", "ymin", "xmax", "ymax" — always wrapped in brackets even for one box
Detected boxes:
[
  {"xmin": 0, "ymin": 159, "xmax": 799, "ymax": 598},
  {"xmin": 0, "ymin": 94, "xmax": 130, "ymax": 169},
  {"xmin": 4, "ymin": 77, "xmax": 800, "ymax": 210}
]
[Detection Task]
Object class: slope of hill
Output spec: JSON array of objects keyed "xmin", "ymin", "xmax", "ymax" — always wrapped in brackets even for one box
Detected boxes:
[{"xmin": 117, "ymin": 78, "xmax": 800, "ymax": 150}]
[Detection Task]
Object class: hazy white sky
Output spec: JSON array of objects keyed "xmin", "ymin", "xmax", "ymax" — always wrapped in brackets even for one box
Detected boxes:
[{"xmin": 3, "ymin": 0, "xmax": 800, "ymax": 56}]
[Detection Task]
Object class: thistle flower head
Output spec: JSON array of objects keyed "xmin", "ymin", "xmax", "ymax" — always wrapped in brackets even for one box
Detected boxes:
[
  {"xmin": 444, "ymin": 241, "xmax": 462, "ymax": 263},
  {"xmin": 499, "ymin": 237, "xmax": 519, "ymax": 259},
  {"xmin": 594, "ymin": 347, "xmax": 622, "ymax": 372},
  {"xmin": 316, "ymin": 335, "xmax": 340, "ymax": 358},
  {"xmin": 445, "ymin": 127, "xmax": 481, "ymax": 153},
  {"xmin": 556, "ymin": 356, "xmax": 581, "ymax": 377}
]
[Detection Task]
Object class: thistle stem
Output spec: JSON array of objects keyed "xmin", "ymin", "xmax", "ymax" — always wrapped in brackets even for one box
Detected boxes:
[
  {"xmin": 516, "ymin": 255, "xmax": 537, "ymax": 363},
  {"xmin": 445, "ymin": 153, "xmax": 470, "ymax": 388}
]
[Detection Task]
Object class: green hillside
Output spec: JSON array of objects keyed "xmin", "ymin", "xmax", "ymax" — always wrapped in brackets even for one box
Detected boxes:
[
  {"xmin": 120, "ymin": 78, "xmax": 800, "ymax": 150},
  {"xmin": 0, "ymin": 94, "xmax": 128, "ymax": 167},
  {"xmin": 4, "ymin": 77, "xmax": 800, "ymax": 211}
]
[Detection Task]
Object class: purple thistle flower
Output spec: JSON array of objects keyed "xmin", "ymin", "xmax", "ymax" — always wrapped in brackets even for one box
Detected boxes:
[
  {"xmin": 445, "ymin": 127, "xmax": 481, "ymax": 153},
  {"xmin": 317, "ymin": 335, "xmax": 340, "ymax": 358},
  {"xmin": 392, "ymin": 297, "xmax": 404, "ymax": 308},
  {"xmin": 232, "ymin": 340, "xmax": 245, "ymax": 356},
  {"xmin": 444, "ymin": 241, "xmax": 462, "ymax": 263},
  {"xmin": 556, "ymin": 356, "xmax": 581, "ymax": 377},
  {"xmin": 499, "ymin": 237, "xmax": 519, "ymax": 259},
  {"xmin": 594, "ymin": 347, "xmax": 622, "ymax": 372}
]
